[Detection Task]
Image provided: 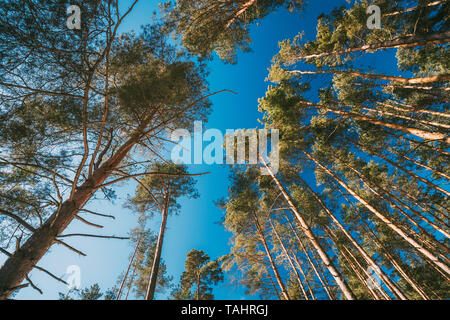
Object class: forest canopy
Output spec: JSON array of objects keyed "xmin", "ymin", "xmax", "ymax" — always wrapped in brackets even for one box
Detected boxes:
[{"xmin": 0, "ymin": 0, "xmax": 448, "ymax": 301}]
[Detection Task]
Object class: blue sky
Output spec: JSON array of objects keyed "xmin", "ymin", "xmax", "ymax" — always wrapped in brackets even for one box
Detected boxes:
[{"xmin": 11, "ymin": 0, "xmax": 401, "ymax": 300}]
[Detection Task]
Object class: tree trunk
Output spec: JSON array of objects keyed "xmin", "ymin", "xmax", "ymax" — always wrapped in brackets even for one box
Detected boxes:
[
  {"xmin": 252, "ymin": 212, "xmax": 291, "ymax": 300},
  {"xmin": 290, "ymin": 252, "xmax": 317, "ymax": 300},
  {"xmin": 0, "ymin": 121, "xmax": 148, "ymax": 300},
  {"xmin": 303, "ymin": 102, "xmax": 450, "ymax": 143},
  {"xmin": 226, "ymin": 0, "xmax": 258, "ymax": 28},
  {"xmin": 338, "ymin": 240, "xmax": 382, "ymax": 300},
  {"xmin": 124, "ymin": 260, "xmax": 138, "ymax": 300},
  {"xmin": 333, "ymin": 179, "xmax": 430, "ymax": 299},
  {"xmin": 393, "ymin": 150, "xmax": 450, "ymax": 181},
  {"xmin": 345, "ymin": 137, "xmax": 450, "ymax": 197},
  {"xmin": 384, "ymin": 1, "xmax": 444, "ymax": 16},
  {"xmin": 336, "ymin": 157, "xmax": 450, "ymax": 251},
  {"xmin": 145, "ymin": 195, "xmax": 170, "ymax": 300},
  {"xmin": 296, "ymin": 31, "xmax": 450, "ymax": 61},
  {"xmin": 117, "ymin": 237, "xmax": 142, "ymax": 300},
  {"xmin": 196, "ymin": 271, "xmax": 201, "ymax": 300},
  {"xmin": 282, "ymin": 212, "xmax": 335, "ymax": 299},
  {"xmin": 364, "ymin": 106, "xmax": 450, "ymax": 130},
  {"xmin": 295, "ymin": 174, "xmax": 407, "ymax": 300},
  {"xmin": 375, "ymin": 101, "xmax": 450, "ymax": 119},
  {"xmin": 260, "ymin": 157, "xmax": 356, "ymax": 300},
  {"xmin": 269, "ymin": 219, "xmax": 310, "ymax": 299},
  {"xmin": 291, "ymin": 69, "xmax": 450, "ymax": 85},
  {"xmin": 305, "ymin": 151, "xmax": 450, "ymax": 277}
]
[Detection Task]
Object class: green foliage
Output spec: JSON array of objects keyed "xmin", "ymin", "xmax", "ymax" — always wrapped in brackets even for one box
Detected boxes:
[
  {"xmin": 166, "ymin": 0, "xmax": 305, "ymax": 63},
  {"xmin": 172, "ymin": 249, "xmax": 224, "ymax": 300}
]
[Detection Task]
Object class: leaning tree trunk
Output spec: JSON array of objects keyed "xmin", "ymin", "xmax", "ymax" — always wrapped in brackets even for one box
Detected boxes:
[
  {"xmin": 344, "ymin": 137, "xmax": 450, "ymax": 197},
  {"xmin": 295, "ymin": 31, "xmax": 450, "ymax": 61},
  {"xmin": 333, "ymin": 179, "xmax": 430, "ymax": 299},
  {"xmin": 260, "ymin": 157, "xmax": 356, "ymax": 300},
  {"xmin": 295, "ymin": 174, "xmax": 407, "ymax": 300},
  {"xmin": 269, "ymin": 219, "xmax": 310, "ymax": 300},
  {"xmin": 0, "ymin": 120, "xmax": 149, "ymax": 300},
  {"xmin": 226, "ymin": 0, "xmax": 257, "ymax": 27},
  {"xmin": 384, "ymin": 1, "xmax": 444, "ymax": 16},
  {"xmin": 145, "ymin": 195, "xmax": 170, "ymax": 300},
  {"xmin": 304, "ymin": 151, "xmax": 450, "ymax": 277},
  {"xmin": 252, "ymin": 212, "xmax": 291, "ymax": 300},
  {"xmin": 282, "ymin": 212, "xmax": 335, "ymax": 299},
  {"xmin": 117, "ymin": 237, "xmax": 142, "ymax": 300},
  {"xmin": 291, "ymin": 69, "xmax": 450, "ymax": 85}
]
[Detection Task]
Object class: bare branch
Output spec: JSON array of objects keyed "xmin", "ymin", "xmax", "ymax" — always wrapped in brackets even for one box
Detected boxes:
[{"xmin": 58, "ymin": 234, "xmax": 129, "ymax": 240}]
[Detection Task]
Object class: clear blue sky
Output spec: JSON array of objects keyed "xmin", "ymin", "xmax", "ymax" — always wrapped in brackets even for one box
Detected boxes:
[{"xmin": 11, "ymin": 0, "xmax": 400, "ymax": 300}]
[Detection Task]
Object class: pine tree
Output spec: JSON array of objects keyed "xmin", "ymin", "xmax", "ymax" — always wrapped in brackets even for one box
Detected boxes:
[
  {"xmin": 128, "ymin": 163, "xmax": 199, "ymax": 300},
  {"xmin": 0, "ymin": 1, "xmax": 212, "ymax": 299},
  {"xmin": 172, "ymin": 249, "xmax": 224, "ymax": 300}
]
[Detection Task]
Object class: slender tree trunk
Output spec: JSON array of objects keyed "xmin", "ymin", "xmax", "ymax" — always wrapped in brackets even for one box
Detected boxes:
[
  {"xmin": 291, "ymin": 69, "xmax": 450, "ymax": 85},
  {"xmin": 363, "ymin": 106, "xmax": 450, "ymax": 130},
  {"xmin": 196, "ymin": 271, "xmax": 201, "ymax": 300},
  {"xmin": 333, "ymin": 179, "xmax": 430, "ymax": 299},
  {"xmin": 226, "ymin": 0, "xmax": 257, "ymax": 27},
  {"xmin": 345, "ymin": 244, "xmax": 391, "ymax": 299},
  {"xmin": 336, "ymin": 157, "xmax": 450, "ymax": 251},
  {"xmin": 0, "ymin": 121, "xmax": 149, "ymax": 299},
  {"xmin": 392, "ymin": 150, "xmax": 450, "ymax": 181},
  {"xmin": 145, "ymin": 195, "xmax": 170, "ymax": 300},
  {"xmin": 345, "ymin": 137, "xmax": 450, "ymax": 197},
  {"xmin": 252, "ymin": 212, "xmax": 291, "ymax": 300},
  {"xmin": 267, "ymin": 273, "xmax": 282, "ymax": 300},
  {"xmin": 386, "ymin": 128, "xmax": 450, "ymax": 157},
  {"xmin": 260, "ymin": 157, "xmax": 355, "ymax": 300},
  {"xmin": 124, "ymin": 260, "xmax": 138, "ymax": 300},
  {"xmin": 305, "ymin": 151, "xmax": 450, "ymax": 277},
  {"xmin": 338, "ymin": 241, "xmax": 382, "ymax": 300},
  {"xmin": 296, "ymin": 174, "xmax": 407, "ymax": 300},
  {"xmin": 117, "ymin": 237, "xmax": 142, "ymax": 300},
  {"xmin": 390, "ymin": 184, "xmax": 449, "ymax": 222},
  {"xmin": 375, "ymin": 101, "xmax": 450, "ymax": 119},
  {"xmin": 295, "ymin": 31, "xmax": 450, "ymax": 61},
  {"xmin": 282, "ymin": 212, "xmax": 335, "ymax": 299},
  {"xmin": 384, "ymin": 1, "xmax": 444, "ymax": 16},
  {"xmin": 269, "ymin": 219, "xmax": 310, "ymax": 299},
  {"xmin": 303, "ymin": 102, "xmax": 450, "ymax": 143},
  {"xmin": 290, "ymin": 251, "xmax": 317, "ymax": 300}
]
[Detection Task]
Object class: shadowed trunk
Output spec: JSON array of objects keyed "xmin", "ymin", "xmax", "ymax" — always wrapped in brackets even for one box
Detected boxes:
[{"xmin": 145, "ymin": 195, "xmax": 169, "ymax": 300}]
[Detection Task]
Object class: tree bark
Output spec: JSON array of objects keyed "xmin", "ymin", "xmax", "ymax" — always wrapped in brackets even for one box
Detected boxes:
[
  {"xmin": 302, "ymin": 102, "xmax": 450, "ymax": 143},
  {"xmin": 252, "ymin": 212, "xmax": 291, "ymax": 300},
  {"xmin": 117, "ymin": 237, "xmax": 142, "ymax": 300},
  {"xmin": 282, "ymin": 212, "xmax": 335, "ymax": 299},
  {"xmin": 305, "ymin": 151, "xmax": 450, "ymax": 277},
  {"xmin": 145, "ymin": 195, "xmax": 169, "ymax": 300},
  {"xmin": 345, "ymin": 137, "xmax": 450, "ymax": 197},
  {"xmin": 295, "ymin": 174, "xmax": 407, "ymax": 300},
  {"xmin": 333, "ymin": 178, "xmax": 431, "ymax": 300},
  {"xmin": 384, "ymin": 1, "xmax": 444, "ymax": 16},
  {"xmin": 291, "ymin": 69, "xmax": 450, "ymax": 85},
  {"xmin": 269, "ymin": 219, "xmax": 310, "ymax": 299},
  {"xmin": 226, "ymin": 0, "xmax": 257, "ymax": 28},
  {"xmin": 260, "ymin": 157, "xmax": 356, "ymax": 300},
  {"xmin": 0, "ymin": 121, "xmax": 148, "ymax": 300}
]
